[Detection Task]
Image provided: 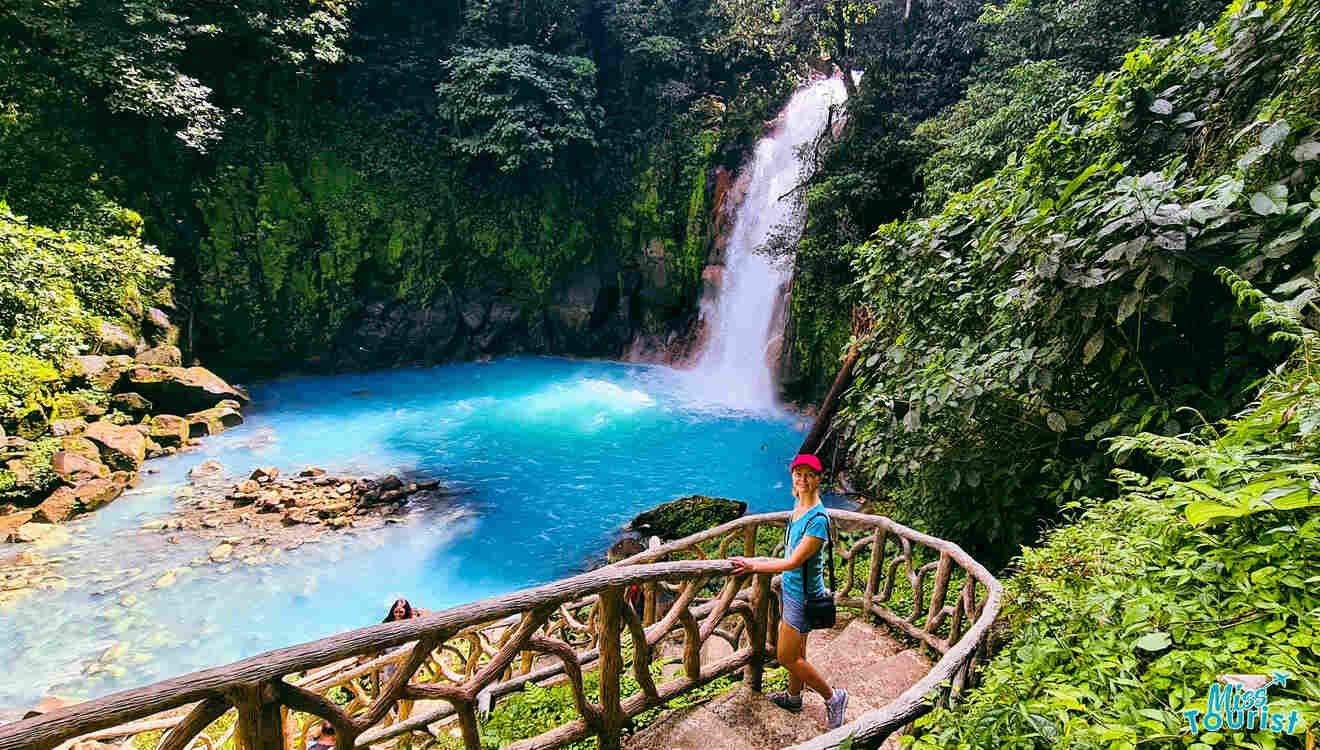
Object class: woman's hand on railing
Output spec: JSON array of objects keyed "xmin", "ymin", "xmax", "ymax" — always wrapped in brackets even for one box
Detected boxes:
[{"xmin": 730, "ymin": 556, "xmax": 774, "ymax": 575}]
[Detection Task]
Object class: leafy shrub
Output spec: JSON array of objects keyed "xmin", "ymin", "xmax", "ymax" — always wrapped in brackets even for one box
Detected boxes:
[
  {"xmin": 837, "ymin": 0, "xmax": 1320, "ymax": 561},
  {"xmin": 915, "ymin": 61, "xmax": 1087, "ymax": 213},
  {"xmin": 908, "ymin": 275, "xmax": 1320, "ymax": 749},
  {"xmin": 0, "ymin": 202, "xmax": 170, "ymax": 363},
  {"xmin": 435, "ymin": 47, "xmax": 603, "ymax": 174}
]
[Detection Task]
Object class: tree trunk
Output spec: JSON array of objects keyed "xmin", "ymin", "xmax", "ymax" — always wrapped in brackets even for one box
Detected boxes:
[{"xmin": 798, "ymin": 341, "xmax": 861, "ymax": 457}]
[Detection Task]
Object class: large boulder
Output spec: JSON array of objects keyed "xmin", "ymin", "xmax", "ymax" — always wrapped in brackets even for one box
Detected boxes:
[
  {"xmin": 346, "ymin": 297, "xmax": 459, "ymax": 367},
  {"xmin": 110, "ymin": 392, "xmax": 153, "ymax": 416},
  {"xmin": 50, "ymin": 451, "xmax": 110, "ymax": 484},
  {"xmin": 461, "ymin": 300, "xmax": 487, "ymax": 331},
  {"xmin": 144, "ymin": 307, "xmax": 180, "ymax": 346},
  {"xmin": 96, "ymin": 322, "xmax": 138, "ymax": 355},
  {"xmin": 148, "ymin": 414, "xmax": 190, "ymax": 447},
  {"xmin": 64, "ymin": 355, "xmax": 134, "ymax": 391},
  {"xmin": 134, "ymin": 345, "xmax": 182, "ymax": 367},
  {"xmin": 83, "ymin": 422, "xmax": 146, "ymax": 471},
  {"xmin": 49, "ymin": 418, "xmax": 86, "ymax": 437},
  {"xmin": 187, "ymin": 405, "xmax": 243, "ymax": 437},
  {"xmin": 547, "ymin": 271, "xmax": 604, "ymax": 338},
  {"xmin": 608, "ymin": 535, "xmax": 646, "ymax": 563},
  {"xmin": 72, "ymin": 476, "xmax": 127, "ymax": 512},
  {"xmin": 474, "ymin": 300, "xmax": 523, "ymax": 351},
  {"xmin": 61, "ymin": 436, "xmax": 101, "ymax": 463},
  {"xmin": 118, "ymin": 365, "xmax": 249, "ymax": 414},
  {"xmin": 629, "ymin": 495, "xmax": 748, "ymax": 539},
  {"xmin": 32, "ymin": 488, "xmax": 78, "ymax": 523},
  {"xmin": 52, "ymin": 393, "xmax": 105, "ymax": 420}
]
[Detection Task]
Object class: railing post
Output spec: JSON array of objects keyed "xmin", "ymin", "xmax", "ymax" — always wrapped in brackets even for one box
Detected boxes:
[
  {"xmin": 597, "ymin": 587, "xmax": 625, "ymax": 750},
  {"xmin": 742, "ymin": 523, "xmax": 758, "ymax": 557},
  {"xmin": 228, "ymin": 681, "xmax": 284, "ymax": 750},
  {"xmin": 925, "ymin": 551, "xmax": 952, "ymax": 633},
  {"xmin": 747, "ymin": 572, "xmax": 772, "ymax": 692},
  {"xmin": 865, "ymin": 527, "xmax": 887, "ymax": 617},
  {"xmin": 455, "ymin": 702, "xmax": 482, "ymax": 750}
]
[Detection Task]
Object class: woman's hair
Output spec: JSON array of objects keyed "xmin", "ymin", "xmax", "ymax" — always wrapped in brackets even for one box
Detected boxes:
[
  {"xmin": 320, "ymin": 721, "xmax": 335, "ymax": 735},
  {"xmin": 383, "ymin": 598, "xmax": 413, "ymax": 623}
]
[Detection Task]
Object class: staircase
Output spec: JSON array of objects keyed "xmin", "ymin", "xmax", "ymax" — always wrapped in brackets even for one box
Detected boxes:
[{"xmin": 626, "ymin": 617, "xmax": 931, "ymax": 750}]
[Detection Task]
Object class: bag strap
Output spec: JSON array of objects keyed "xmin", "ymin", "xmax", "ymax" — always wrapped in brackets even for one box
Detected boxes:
[{"xmin": 820, "ymin": 508, "xmax": 835, "ymax": 594}]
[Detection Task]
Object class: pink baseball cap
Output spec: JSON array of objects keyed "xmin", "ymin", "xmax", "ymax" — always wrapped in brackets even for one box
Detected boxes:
[{"xmin": 790, "ymin": 453, "xmax": 823, "ymax": 473}]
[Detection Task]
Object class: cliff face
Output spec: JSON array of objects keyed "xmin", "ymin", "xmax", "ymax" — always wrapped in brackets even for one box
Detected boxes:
[{"xmin": 183, "ymin": 140, "xmax": 729, "ymax": 375}]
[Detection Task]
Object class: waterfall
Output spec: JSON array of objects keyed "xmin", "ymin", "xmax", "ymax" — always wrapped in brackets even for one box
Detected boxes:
[{"xmin": 691, "ymin": 74, "xmax": 850, "ymax": 410}]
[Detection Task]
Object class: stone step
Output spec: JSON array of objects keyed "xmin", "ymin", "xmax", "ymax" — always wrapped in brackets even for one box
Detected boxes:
[
  {"xmin": 792, "ymin": 620, "xmax": 919, "ymax": 733},
  {"xmin": 623, "ymin": 703, "xmax": 761, "ymax": 750},
  {"xmin": 627, "ymin": 618, "xmax": 931, "ymax": 750}
]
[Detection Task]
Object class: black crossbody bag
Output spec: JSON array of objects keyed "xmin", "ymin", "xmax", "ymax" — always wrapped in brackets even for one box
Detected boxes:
[{"xmin": 783, "ymin": 508, "xmax": 836, "ymax": 629}]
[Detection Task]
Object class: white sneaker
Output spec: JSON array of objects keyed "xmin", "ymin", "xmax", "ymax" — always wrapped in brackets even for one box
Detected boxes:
[{"xmin": 826, "ymin": 687, "xmax": 848, "ymax": 730}]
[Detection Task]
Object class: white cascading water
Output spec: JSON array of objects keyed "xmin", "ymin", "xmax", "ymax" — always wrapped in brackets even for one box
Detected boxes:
[{"xmin": 691, "ymin": 74, "xmax": 850, "ymax": 410}]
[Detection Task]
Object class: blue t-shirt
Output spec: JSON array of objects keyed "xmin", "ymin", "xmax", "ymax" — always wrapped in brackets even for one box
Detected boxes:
[{"xmin": 781, "ymin": 506, "xmax": 830, "ymax": 602}]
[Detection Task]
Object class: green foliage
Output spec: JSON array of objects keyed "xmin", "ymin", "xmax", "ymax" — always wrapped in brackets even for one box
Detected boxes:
[
  {"xmin": 834, "ymin": 0, "xmax": 1320, "ymax": 562},
  {"xmin": 469, "ymin": 645, "xmax": 745, "ymax": 749},
  {"xmin": 909, "ymin": 282, "xmax": 1320, "ymax": 747},
  {"xmin": 0, "ymin": 0, "xmax": 357, "ymax": 228},
  {"xmin": 0, "ymin": 202, "xmax": 170, "ymax": 362},
  {"xmin": 976, "ymin": 0, "xmax": 1223, "ymax": 75},
  {"xmin": 915, "ymin": 61, "xmax": 1087, "ymax": 213},
  {"xmin": 436, "ymin": 47, "xmax": 603, "ymax": 174}
]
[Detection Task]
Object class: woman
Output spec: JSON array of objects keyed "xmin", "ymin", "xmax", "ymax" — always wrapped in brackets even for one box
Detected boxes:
[
  {"xmin": 377, "ymin": 599, "xmax": 431, "ymax": 683},
  {"xmin": 305, "ymin": 721, "xmax": 335, "ymax": 750},
  {"xmin": 382, "ymin": 598, "xmax": 429, "ymax": 623},
  {"xmin": 731, "ymin": 453, "xmax": 849, "ymax": 729}
]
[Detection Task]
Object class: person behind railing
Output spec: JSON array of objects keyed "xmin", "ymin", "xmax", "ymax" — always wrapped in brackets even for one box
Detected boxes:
[
  {"xmin": 376, "ymin": 598, "xmax": 431, "ymax": 682},
  {"xmin": 731, "ymin": 453, "xmax": 849, "ymax": 730},
  {"xmin": 383, "ymin": 598, "xmax": 429, "ymax": 623},
  {"xmin": 305, "ymin": 720, "xmax": 335, "ymax": 750}
]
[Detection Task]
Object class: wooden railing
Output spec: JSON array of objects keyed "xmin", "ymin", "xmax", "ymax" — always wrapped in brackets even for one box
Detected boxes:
[{"xmin": 0, "ymin": 510, "xmax": 1001, "ymax": 750}]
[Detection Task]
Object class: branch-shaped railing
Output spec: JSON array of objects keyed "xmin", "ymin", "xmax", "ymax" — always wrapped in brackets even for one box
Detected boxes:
[{"xmin": 0, "ymin": 510, "xmax": 1001, "ymax": 750}]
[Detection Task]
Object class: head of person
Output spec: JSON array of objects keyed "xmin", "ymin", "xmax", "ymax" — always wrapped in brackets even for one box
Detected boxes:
[
  {"xmin": 789, "ymin": 453, "xmax": 823, "ymax": 500},
  {"xmin": 383, "ymin": 598, "xmax": 413, "ymax": 623}
]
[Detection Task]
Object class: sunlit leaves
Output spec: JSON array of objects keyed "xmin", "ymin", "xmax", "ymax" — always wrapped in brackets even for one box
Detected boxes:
[{"xmin": 1249, "ymin": 184, "xmax": 1289, "ymax": 215}]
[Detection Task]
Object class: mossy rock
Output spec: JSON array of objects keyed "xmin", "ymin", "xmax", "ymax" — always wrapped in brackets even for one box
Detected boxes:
[
  {"xmin": 0, "ymin": 353, "xmax": 60, "ymax": 438},
  {"xmin": 52, "ymin": 392, "xmax": 107, "ymax": 419},
  {"xmin": 0, "ymin": 438, "xmax": 63, "ymax": 506},
  {"xmin": 630, "ymin": 495, "xmax": 747, "ymax": 539}
]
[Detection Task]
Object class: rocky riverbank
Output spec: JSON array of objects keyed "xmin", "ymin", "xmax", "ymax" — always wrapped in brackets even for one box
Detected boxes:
[
  {"xmin": 1, "ymin": 345, "xmax": 251, "ymax": 545},
  {"xmin": 0, "ymin": 460, "xmax": 471, "ymax": 612}
]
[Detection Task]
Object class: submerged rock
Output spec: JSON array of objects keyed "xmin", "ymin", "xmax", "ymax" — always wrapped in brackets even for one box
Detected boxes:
[
  {"xmin": 189, "ymin": 460, "xmax": 225, "ymax": 480},
  {"xmin": 630, "ymin": 495, "xmax": 748, "ymax": 539},
  {"xmin": 7, "ymin": 521, "xmax": 72, "ymax": 546}
]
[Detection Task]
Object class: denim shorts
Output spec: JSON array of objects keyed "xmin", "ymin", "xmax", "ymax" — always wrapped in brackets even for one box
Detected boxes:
[{"xmin": 781, "ymin": 590, "xmax": 812, "ymax": 633}]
